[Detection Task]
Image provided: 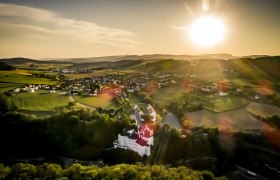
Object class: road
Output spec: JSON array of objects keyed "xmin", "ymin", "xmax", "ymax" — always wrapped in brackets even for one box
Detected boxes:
[{"xmin": 163, "ymin": 112, "xmax": 182, "ymax": 129}]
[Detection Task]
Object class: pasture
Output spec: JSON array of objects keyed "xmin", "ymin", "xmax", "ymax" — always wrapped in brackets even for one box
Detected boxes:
[
  {"xmin": 63, "ymin": 69, "xmax": 138, "ymax": 80},
  {"xmin": 14, "ymin": 63, "xmax": 71, "ymax": 70},
  {"xmin": 74, "ymin": 93, "xmax": 115, "ymax": 108},
  {"xmin": 0, "ymin": 82, "xmax": 23, "ymax": 92},
  {"xmin": 183, "ymin": 108, "xmax": 266, "ymax": 130},
  {"xmin": 0, "ymin": 69, "xmax": 57, "ymax": 85},
  {"xmin": 246, "ymin": 102, "xmax": 280, "ymax": 116},
  {"xmin": 63, "ymin": 72, "xmax": 97, "ymax": 80},
  {"xmin": 152, "ymin": 85, "xmax": 185, "ymax": 107},
  {"xmin": 204, "ymin": 96, "xmax": 249, "ymax": 113},
  {"xmin": 183, "ymin": 101, "xmax": 280, "ymax": 130},
  {"xmin": 13, "ymin": 91, "xmax": 72, "ymax": 111}
]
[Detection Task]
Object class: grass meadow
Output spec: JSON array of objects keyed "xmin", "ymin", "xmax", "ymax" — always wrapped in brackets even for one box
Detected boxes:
[
  {"xmin": 13, "ymin": 91, "xmax": 72, "ymax": 111},
  {"xmin": 0, "ymin": 69, "xmax": 57, "ymax": 85},
  {"xmin": 74, "ymin": 93, "xmax": 116, "ymax": 108}
]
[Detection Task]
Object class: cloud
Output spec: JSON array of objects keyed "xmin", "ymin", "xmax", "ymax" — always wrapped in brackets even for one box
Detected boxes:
[{"xmin": 0, "ymin": 3, "xmax": 139, "ymax": 47}]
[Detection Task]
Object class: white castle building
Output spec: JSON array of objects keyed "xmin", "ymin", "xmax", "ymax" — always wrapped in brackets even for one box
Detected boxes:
[{"xmin": 113, "ymin": 124, "xmax": 154, "ymax": 157}]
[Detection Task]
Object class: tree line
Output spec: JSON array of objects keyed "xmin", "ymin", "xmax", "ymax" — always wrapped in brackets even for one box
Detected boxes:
[
  {"xmin": 0, "ymin": 62, "xmax": 15, "ymax": 71},
  {"xmin": 0, "ymin": 163, "xmax": 225, "ymax": 180}
]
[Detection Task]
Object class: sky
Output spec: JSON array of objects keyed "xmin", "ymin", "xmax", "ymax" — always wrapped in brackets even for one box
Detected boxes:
[{"xmin": 0, "ymin": 0, "xmax": 279, "ymax": 58}]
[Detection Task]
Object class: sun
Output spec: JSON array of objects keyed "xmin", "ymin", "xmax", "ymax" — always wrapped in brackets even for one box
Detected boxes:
[{"xmin": 189, "ymin": 15, "xmax": 225, "ymax": 46}]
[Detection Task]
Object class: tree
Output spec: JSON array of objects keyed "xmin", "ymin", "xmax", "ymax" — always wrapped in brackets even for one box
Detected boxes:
[
  {"xmin": 37, "ymin": 163, "xmax": 62, "ymax": 179},
  {"xmin": 0, "ymin": 164, "xmax": 10, "ymax": 179},
  {"xmin": 68, "ymin": 101, "xmax": 76, "ymax": 107},
  {"xmin": 0, "ymin": 62, "xmax": 15, "ymax": 70},
  {"xmin": 0, "ymin": 94, "xmax": 17, "ymax": 114},
  {"xmin": 10, "ymin": 163, "xmax": 37, "ymax": 179}
]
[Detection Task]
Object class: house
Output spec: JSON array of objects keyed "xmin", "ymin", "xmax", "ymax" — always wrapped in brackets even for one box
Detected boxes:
[
  {"xmin": 127, "ymin": 89, "xmax": 135, "ymax": 93},
  {"xmin": 14, "ymin": 88, "xmax": 21, "ymax": 93},
  {"xmin": 61, "ymin": 69, "xmax": 70, "ymax": 73},
  {"xmin": 49, "ymin": 89, "xmax": 56, "ymax": 93},
  {"xmin": 219, "ymin": 91, "xmax": 228, "ymax": 96},
  {"xmin": 134, "ymin": 105, "xmax": 145, "ymax": 123},
  {"xmin": 26, "ymin": 88, "xmax": 35, "ymax": 93},
  {"xmin": 236, "ymin": 88, "xmax": 243, "ymax": 92},
  {"xmin": 58, "ymin": 91, "xmax": 67, "ymax": 95},
  {"xmin": 113, "ymin": 124, "xmax": 154, "ymax": 157},
  {"xmin": 254, "ymin": 94, "xmax": 260, "ymax": 100},
  {"xmin": 146, "ymin": 104, "xmax": 156, "ymax": 121}
]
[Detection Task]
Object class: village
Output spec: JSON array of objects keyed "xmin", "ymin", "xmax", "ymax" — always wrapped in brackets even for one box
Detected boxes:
[
  {"xmin": 9, "ymin": 71, "xmax": 182, "ymax": 97},
  {"xmin": 8, "ymin": 69, "xmax": 265, "ymax": 104}
]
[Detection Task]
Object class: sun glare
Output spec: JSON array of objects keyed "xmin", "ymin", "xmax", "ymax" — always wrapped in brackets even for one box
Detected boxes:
[{"xmin": 189, "ymin": 16, "xmax": 225, "ymax": 46}]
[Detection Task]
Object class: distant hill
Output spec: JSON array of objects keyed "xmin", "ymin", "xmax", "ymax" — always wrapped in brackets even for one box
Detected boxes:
[
  {"xmin": 71, "ymin": 60, "xmax": 143, "ymax": 69},
  {"xmin": 4, "ymin": 54, "xmax": 271, "ymax": 66},
  {"xmin": 132, "ymin": 59, "xmax": 191, "ymax": 73},
  {"xmin": 0, "ymin": 57, "xmax": 73, "ymax": 65},
  {"xmin": 71, "ymin": 59, "xmax": 191, "ymax": 73},
  {"xmin": 230, "ymin": 56, "xmax": 280, "ymax": 80},
  {"xmin": 62, "ymin": 53, "xmax": 238, "ymax": 63},
  {"xmin": 242, "ymin": 55, "xmax": 270, "ymax": 59},
  {"xmin": 0, "ymin": 62, "xmax": 16, "ymax": 70},
  {"xmin": 0, "ymin": 57, "xmax": 37, "ymax": 65}
]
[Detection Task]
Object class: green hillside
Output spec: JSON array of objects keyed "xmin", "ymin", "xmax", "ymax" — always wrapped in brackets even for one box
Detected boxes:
[
  {"xmin": 13, "ymin": 91, "xmax": 71, "ymax": 111},
  {"xmin": 230, "ymin": 56, "xmax": 280, "ymax": 80},
  {"xmin": 0, "ymin": 62, "xmax": 16, "ymax": 70},
  {"xmin": 135, "ymin": 59, "xmax": 191, "ymax": 73}
]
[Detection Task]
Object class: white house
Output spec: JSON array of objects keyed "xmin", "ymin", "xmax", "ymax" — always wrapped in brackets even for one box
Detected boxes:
[
  {"xmin": 219, "ymin": 91, "xmax": 228, "ymax": 96},
  {"xmin": 61, "ymin": 69, "xmax": 70, "ymax": 73},
  {"xmin": 14, "ymin": 88, "xmax": 21, "ymax": 93},
  {"xmin": 49, "ymin": 89, "xmax": 56, "ymax": 93},
  {"xmin": 146, "ymin": 104, "xmax": 156, "ymax": 122},
  {"xmin": 254, "ymin": 94, "xmax": 260, "ymax": 100},
  {"xmin": 134, "ymin": 105, "xmax": 145, "ymax": 123},
  {"xmin": 127, "ymin": 89, "xmax": 135, "ymax": 93},
  {"xmin": 26, "ymin": 88, "xmax": 35, "ymax": 93}
]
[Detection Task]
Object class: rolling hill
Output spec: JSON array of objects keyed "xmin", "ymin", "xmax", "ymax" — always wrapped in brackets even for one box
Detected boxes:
[
  {"xmin": 230, "ymin": 56, "xmax": 280, "ymax": 80},
  {"xmin": 62, "ymin": 53, "xmax": 238, "ymax": 63},
  {"xmin": 132, "ymin": 59, "xmax": 191, "ymax": 73},
  {"xmin": 0, "ymin": 62, "xmax": 16, "ymax": 70}
]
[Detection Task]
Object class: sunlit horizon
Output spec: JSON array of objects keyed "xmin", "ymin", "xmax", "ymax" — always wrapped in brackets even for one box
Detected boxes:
[{"xmin": 0, "ymin": 0, "xmax": 279, "ymax": 58}]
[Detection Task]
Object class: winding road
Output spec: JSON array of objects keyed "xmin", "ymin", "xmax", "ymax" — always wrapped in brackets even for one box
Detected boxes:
[{"xmin": 163, "ymin": 112, "xmax": 182, "ymax": 129}]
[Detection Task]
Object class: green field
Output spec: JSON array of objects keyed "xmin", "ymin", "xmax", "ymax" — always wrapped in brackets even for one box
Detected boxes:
[
  {"xmin": 183, "ymin": 101, "xmax": 280, "ymax": 130},
  {"xmin": 204, "ymin": 96, "xmax": 249, "ymax": 113},
  {"xmin": 183, "ymin": 108, "xmax": 262, "ymax": 130},
  {"xmin": 74, "ymin": 94, "xmax": 115, "ymax": 108},
  {"xmin": 246, "ymin": 102, "xmax": 280, "ymax": 116},
  {"xmin": 152, "ymin": 86, "xmax": 185, "ymax": 107},
  {"xmin": 14, "ymin": 63, "xmax": 71, "ymax": 70},
  {"xmin": 63, "ymin": 69, "xmax": 138, "ymax": 80},
  {"xmin": 0, "ymin": 69, "xmax": 57, "ymax": 85},
  {"xmin": 0, "ymin": 82, "xmax": 23, "ymax": 92},
  {"xmin": 13, "ymin": 91, "xmax": 72, "ymax": 111}
]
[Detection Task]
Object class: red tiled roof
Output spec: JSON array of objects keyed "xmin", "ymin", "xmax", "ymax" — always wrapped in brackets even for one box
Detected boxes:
[
  {"xmin": 136, "ymin": 137, "xmax": 148, "ymax": 146},
  {"xmin": 140, "ymin": 124, "xmax": 153, "ymax": 138}
]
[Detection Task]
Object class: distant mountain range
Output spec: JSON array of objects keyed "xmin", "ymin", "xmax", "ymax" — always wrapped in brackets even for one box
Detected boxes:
[
  {"xmin": 0, "ymin": 54, "xmax": 271, "ymax": 64},
  {"xmin": 0, "ymin": 54, "xmax": 279, "ymax": 79},
  {"xmin": 59, "ymin": 53, "xmax": 240, "ymax": 63}
]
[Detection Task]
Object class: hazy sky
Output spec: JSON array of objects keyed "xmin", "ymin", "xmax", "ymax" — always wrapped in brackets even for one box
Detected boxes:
[{"xmin": 0, "ymin": 0, "xmax": 279, "ymax": 58}]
